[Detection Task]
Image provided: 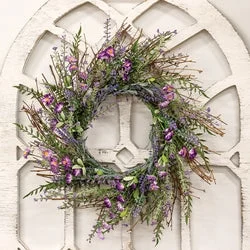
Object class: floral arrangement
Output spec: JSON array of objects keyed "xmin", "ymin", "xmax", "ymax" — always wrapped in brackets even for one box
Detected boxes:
[{"xmin": 16, "ymin": 21, "xmax": 224, "ymax": 244}]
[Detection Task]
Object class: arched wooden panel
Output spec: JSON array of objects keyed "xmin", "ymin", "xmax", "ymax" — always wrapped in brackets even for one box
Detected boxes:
[{"xmin": 0, "ymin": 0, "xmax": 250, "ymax": 249}]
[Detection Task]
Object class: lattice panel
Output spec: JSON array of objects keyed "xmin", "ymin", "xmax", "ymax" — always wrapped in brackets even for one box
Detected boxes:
[{"xmin": 0, "ymin": 0, "xmax": 250, "ymax": 249}]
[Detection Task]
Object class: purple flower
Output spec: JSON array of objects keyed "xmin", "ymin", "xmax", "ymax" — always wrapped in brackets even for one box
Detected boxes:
[
  {"xmin": 54, "ymin": 103, "xmax": 63, "ymax": 113},
  {"xmin": 97, "ymin": 228, "xmax": 105, "ymax": 240},
  {"xmin": 65, "ymin": 173, "xmax": 73, "ymax": 184},
  {"xmin": 162, "ymin": 85, "xmax": 174, "ymax": 94},
  {"xmin": 149, "ymin": 181, "xmax": 159, "ymax": 191},
  {"xmin": 41, "ymin": 93, "xmax": 54, "ymax": 106},
  {"xmin": 159, "ymin": 100, "xmax": 170, "ymax": 109},
  {"xmin": 164, "ymin": 92, "xmax": 175, "ymax": 101},
  {"xmin": 116, "ymin": 181, "xmax": 125, "ymax": 191},
  {"xmin": 69, "ymin": 64, "xmax": 78, "ymax": 72},
  {"xmin": 165, "ymin": 131, "xmax": 174, "ymax": 141},
  {"xmin": 98, "ymin": 50, "xmax": 109, "ymax": 60},
  {"xmin": 131, "ymin": 183, "xmax": 137, "ymax": 190},
  {"xmin": 105, "ymin": 46, "xmax": 115, "ymax": 57},
  {"xmin": 66, "ymin": 55, "xmax": 77, "ymax": 64},
  {"xmin": 79, "ymin": 72, "xmax": 88, "ymax": 80},
  {"xmin": 188, "ymin": 148, "xmax": 197, "ymax": 160},
  {"xmin": 104, "ymin": 197, "xmax": 112, "ymax": 208},
  {"xmin": 164, "ymin": 128, "xmax": 171, "ymax": 134},
  {"xmin": 42, "ymin": 149, "xmax": 53, "ymax": 160},
  {"xmin": 123, "ymin": 59, "xmax": 132, "ymax": 72},
  {"xmin": 23, "ymin": 148, "xmax": 31, "ymax": 159},
  {"xmin": 117, "ymin": 202, "xmax": 124, "ymax": 211},
  {"xmin": 94, "ymin": 81, "xmax": 100, "ymax": 88},
  {"xmin": 80, "ymin": 83, "xmax": 88, "ymax": 91},
  {"xmin": 147, "ymin": 175, "xmax": 157, "ymax": 182},
  {"xmin": 158, "ymin": 171, "xmax": 167, "ymax": 178},
  {"xmin": 178, "ymin": 146, "xmax": 188, "ymax": 158},
  {"xmin": 109, "ymin": 212, "xmax": 115, "ymax": 219},
  {"xmin": 103, "ymin": 222, "xmax": 112, "ymax": 230},
  {"xmin": 62, "ymin": 156, "xmax": 72, "ymax": 170},
  {"xmin": 169, "ymin": 121, "xmax": 178, "ymax": 131},
  {"xmin": 50, "ymin": 118, "xmax": 58, "ymax": 130},
  {"xmin": 122, "ymin": 73, "xmax": 129, "ymax": 81},
  {"xmin": 169, "ymin": 153, "xmax": 175, "ymax": 160},
  {"xmin": 98, "ymin": 46, "xmax": 115, "ymax": 60},
  {"xmin": 117, "ymin": 194, "xmax": 125, "ymax": 203},
  {"xmin": 50, "ymin": 157, "xmax": 59, "ymax": 174},
  {"xmin": 73, "ymin": 169, "xmax": 82, "ymax": 176}
]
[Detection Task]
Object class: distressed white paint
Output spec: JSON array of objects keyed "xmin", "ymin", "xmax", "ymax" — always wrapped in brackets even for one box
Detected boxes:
[{"xmin": 0, "ymin": 0, "xmax": 250, "ymax": 249}]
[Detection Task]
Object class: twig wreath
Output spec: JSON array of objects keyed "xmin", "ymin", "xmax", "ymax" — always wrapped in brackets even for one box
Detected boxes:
[{"xmin": 16, "ymin": 20, "xmax": 224, "ymax": 244}]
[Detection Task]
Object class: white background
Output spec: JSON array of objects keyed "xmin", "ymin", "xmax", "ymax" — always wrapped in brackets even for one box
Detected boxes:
[
  {"xmin": 0, "ymin": 1, "xmax": 249, "ymax": 249},
  {"xmin": 0, "ymin": 0, "xmax": 250, "ymax": 71}
]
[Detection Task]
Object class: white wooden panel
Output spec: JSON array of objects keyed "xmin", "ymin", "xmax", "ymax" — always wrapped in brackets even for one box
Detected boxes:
[
  {"xmin": 190, "ymin": 166, "xmax": 241, "ymax": 250},
  {"xmin": 205, "ymin": 86, "xmax": 240, "ymax": 152},
  {"xmin": 0, "ymin": 0, "xmax": 250, "ymax": 249},
  {"xmin": 19, "ymin": 163, "xmax": 65, "ymax": 250},
  {"xmin": 133, "ymin": 203, "xmax": 181, "ymax": 250}
]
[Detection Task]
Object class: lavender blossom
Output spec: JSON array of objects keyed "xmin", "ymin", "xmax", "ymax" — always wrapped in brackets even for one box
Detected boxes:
[
  {"xmin": 158, "ymin": 171, "xmax": 167, "ymax": 178},
  {"xmin": 159, "ymin": 100, "xmax": 170, "ymax": 109},
  {"xmin": 23, "ymin": 148, "xmax": 30, "ymax": 159},
  {"xmin": 169, "ymin": 121, "xmax": 178, "ymax": 130},
  {"xmin": 178, "ymin": 146, "xmax": 188, "ymax": 158},
  {"xmin": 65, "ymin": 55, "xmax": 77, "ymax": 64},
  {"xmin": 69, "ymin": 64, "xmax": 78, "ymax": 72},
  {"xmin": 122, "ymin": 59, "xmax": 132, "ymax": 72},
  {"xmin": 41, "ymin": 149, "xmax": 53, "ymax": 160},
  {"xmin": 164, "ymin": 92, "xmax": 175, "ymax": 101},
  {"xmin": 79, "ymin": 71, "xmax": 88, "ymax": 80},
  {"xmin": 54, "ymin": 103, "xmax": 64, "ymax": 113},
  {"xmin": 73, "ymin": 169, "xmax": 82, "ymax": 176},
  {"xmin": 188, "ymin": 148, "xmax": 197, "ymax": 160},
  {"xmin": 50, "ymin": 118, "xmax": 58, "ymax": 131},
  {"xmin": 50, "ymin": 157, "xmax": 59, "ymax": 174},
  {"xmin": 97, "ymin": 228, "xmax": 105, "ymax": 240},
  {"xmin": 98, "ymin": 46, "xmax": 115, "ymax": 60},
  {"xmin": 65, "ymin": 173, "xmax": 73, "ymax": 184},
  {"xmin": 62, "ymin": 156, "xmax": 72, "ymax": 170},
  {"xmin": 117, "ymin": 201, "xmax": 124, "ymax": 211},
  {"xmin": 103, "ymin": 222, "xmax": 112, "ymax": 230},
  {"xmin": 41, "ymin": 93, "xmax": 54, "ymax": 106},
  {"xmin": 149, "ymin": 181, "xmax": 159, "ymax": 191},
  {"xmin": 116, "ymin": 181, "xmax": 125, "ymax": 191},
  {"xmin": 165, "ymin": 131, "xmax": 174, "ymax": 141},
  {"xmin": 162, "ymin": 85, "xmax": 174, "ymax": 94},
  {"xmin": 80, "ymin": 83, "xmax": 88, "ymax": 91},
  {"xmin": 147, "ymin": 175, "xmax": 157, "ymax": 182},
  {"xmin": 116, "ymin": 194, "xmax": 125, "ymax": 203},
  {"xmin": 104, "ymin": 197, "xmax": 112, "ymax": 208}
]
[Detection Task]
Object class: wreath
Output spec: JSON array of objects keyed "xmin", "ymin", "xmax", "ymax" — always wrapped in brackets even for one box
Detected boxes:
[{"xmin": 16, "ymin": 21, "xmax": 224, "ymax": 244}]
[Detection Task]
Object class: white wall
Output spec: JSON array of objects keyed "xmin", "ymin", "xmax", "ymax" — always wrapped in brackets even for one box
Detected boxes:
[{"xmin": 0, "ymin": 0, "xmax": 250, "ymax": 72}]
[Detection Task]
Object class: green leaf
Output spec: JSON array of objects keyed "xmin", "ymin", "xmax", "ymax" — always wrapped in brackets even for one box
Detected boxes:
[
  {"xmin": 120, "ymin": 207, "xmax": 128, "ymax": 218},
  {"xmin": 72, "ymin": 164, "xmax": 82, "ymax": 169},
  {"xmin": 77, "ymin": 158, "xmax": 84, "ymax": 166},
  {"xmin": 81, "ymin": 166, "xmax": 86, "ymax": 176},
  {"xmin": 148, "ymin": 77, "xmax": 155, "ymax": 82},
  {"xmin": 133, "ymin": 188, "xmax": 140, "ymax": 200},
  {"xmin": 123, "ymin": 176, "xmax": 134, "ymax": 182},
  {"xmin": 56, "ymin": 122, "xmax": 64, "ymax": 128},
  {"xmin": 95, "ymin": 169, "xmax": 104, "ymax": 176},
  {"xmin": 60, "ymin": 112, "xmax": 65, "ymax": 120}
]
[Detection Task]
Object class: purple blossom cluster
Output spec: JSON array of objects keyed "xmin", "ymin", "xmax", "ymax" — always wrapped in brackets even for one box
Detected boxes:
[
  {"xmin": 159, "ymin": 85, "xmax": 175, "ymax": 108},
  {"xmin": 178, "ymin": 146, "xmax": 197, "ymax": 160},
  {"xmin": 122, "ymin": 59, "xmax": 132, "ymax": 81}
]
